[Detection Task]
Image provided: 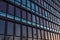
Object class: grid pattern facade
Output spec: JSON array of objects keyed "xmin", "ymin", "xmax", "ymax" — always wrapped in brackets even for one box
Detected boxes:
[{"xmin": 0, "ymin": 0, "xmax": 60, "ymax": 40}]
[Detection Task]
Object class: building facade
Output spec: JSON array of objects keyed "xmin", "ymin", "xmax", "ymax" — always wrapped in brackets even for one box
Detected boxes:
[{"xmin": 0, "ymin": 0, "xmax": 60, "ymax": 40}]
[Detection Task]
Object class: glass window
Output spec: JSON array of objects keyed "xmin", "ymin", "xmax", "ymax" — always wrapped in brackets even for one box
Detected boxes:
[
  {"xmin": 37, "ymin": 29, "xmax": 41, "ymax": 38},
  {"xmin": 14, "ymin": 37, "xmax": 20, "ymax": 40},
  {"xmin": 36, "ymin": 16, "xmax": 39, "ymax": 24},
  {"xmin": 35, "ymin": 5, "xmax": 38, "ymax": 12},
  {"xmin": 28, "ymin": 27, "xmax": 32, "ymax": 37},
  {"xmin": 15, "ymin": 24, "xmax": 20, "ymax": 36},
  {"xmin": 22, "ymin": 0, "xmax": 26, "ymax": 5},
  {"xmin": 16, "ymin": 7, "xmax": 21, "ymax": 17},
  {"xmin": 31, "ymin": 2, "xmax": 35, "ymax": 10},
  {"xmin": 5, "ymin": 36, "xmax": 13, "ymax": 40},
  {"xmin": 8, "ymin": 4, "xmax": 14, "ymax": 15},
  {"xmin": 7, "ymin": 22, "xmax": 13, "ymax": 35},
  {"xmin": 33, "ymin": 28, "xmax": 37, "ymax": 38},
  {"xmin": 45, "ymin": 31, "xmax": 48, "ymax": 39},
  {"xmin": 27, "ymin": 12, "xmax": 31, "ymax": 21},
  {"xmin": 16, "ymin": 0, "xmax": 21, "ymax": 2},
  {"xmin": 0, "ymin": 1, "xmax": 7, "ymax": 12},
  {"xmin": 28, "ymin": 38, "xmax": 32, "ymax": 40},
  {"xmin": 22, "ymin": 25, "xmax": 27, "ymax": 37},
  {"xmin": 27, "ymin": 0, "xmax": 30, "ymax": 8},
  {"xmin": 32, "ymin": 14, "xmax": 36, "ymax": 23},
  {"xmin": 0, "ymin": 35, "xmax": 4, "ymax": 40},
  {"xmin": 41, "ymin": 30, "xmax": 44, "ymax": 39},
  {"xmin": 0, "ymin": 20, "xmax": 5, "ymax": 34},
  {"xmin": 22, "ymin": 10, "xmax": 26, "ymax": 19}
]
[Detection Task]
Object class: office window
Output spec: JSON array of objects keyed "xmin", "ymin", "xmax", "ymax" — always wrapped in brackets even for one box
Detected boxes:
[
  {"xmin": 22, "ymin": 0, "xmax": 26, "ymax": 5},
  {"xmin": 0, "ymin": 1, "xmax": 7, "ymax": 12},
  {"xmin": 0, "ymin": 20, "xmax": 5, "ymax": 34},
  {"xmin": 22, "ymin": 25, "xmax": 27, "ymax": 37},
  {"xmin": 43, "ymin": 2, "xmax": 46, "ymax": 8},
  {"xmin": 5, "ymin": 36, "xmax": 13, "ymax": 40},
  {"xmin": 39, "ymin": 7, "xmax": 41, "ymax": 14},
  {"xmin": 15, "ymin": 24, "xmax": 20, "ymax": 36},
  {"xmin": 0, "ymin": 35, "xmax": 4, "ymax": 40},
  {"xmin": 7, "ymin": 22, "xmax": 13, "ymax": 35},
  {"xmin": 35, "ymin": 5, "xmax": 38, "ymax": 12},
  {"xmin": 15, "ymin": 7, "xmax": 21, "ymax": 17},
  {"xmin": 15, "ymin": 0, "xmax": 21, "ymax": 3},
  {"xmin": 36, "ymin": 16, "xmax": 39, "ymax": 24},
  {"xmin": 28, "ymin": 27, "xmax": 32, "ymax": 37},
  {"xmin": 8, "ymin": 4, "xmax": 14, "ymax": 15},
  {"xmin": 32, "ymin": 14, "xmax": 36, "ymax": 23},
  {"xmin": 27, "ymin": 0, "xmax": 31, "ymax": 8},
  {"xmin": 14, "ymin": 37, "xmax": 20, "ymax": 40},
  {"xmin": 37, "ymin": 29, "xmax": 41, "ymax": 39},
  {"xmin": 22, "ymin": 10, "xmax": 26, "ymax": 19},
  {"xmin": 27, "ymin": 12, "xmax": 31, "ymax": 22},
  {"xmin": 33, "ymin": 28, "xmax": 37, "ymax": 38},
  {"xmin": 41, "ymin": 30, "xmax": 44, "ymax": 39},
  {"xmin": 28, "ymin": 38, "xmax": 32, "ymax": 40},
  {"xmin": 31, "ymin": 2, "xmax": 35, "ymax": 11},
  {"xmin": 45, "ymin": 31, "xmax": 48, "ymax": 39}
]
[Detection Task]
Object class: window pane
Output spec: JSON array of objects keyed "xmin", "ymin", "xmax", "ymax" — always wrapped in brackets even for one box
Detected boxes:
[
  {"xmin": 22, "ymin": 10, "xmax": 26, "ymax": 19},
  {"xmin": 27, "ymin": 0, "xmax": 30, "ymax": 8},
  {"xmin": 28, "ymin": 38, "xmax": 32, "ymax": 40},
  {"xmin": 5, "ymin": 36, "xmax": 13, "ymax": 40},
  {"xmin": 16, "ymin": 7, "xmax": 21, "ymax": 17},
  {"xmin": 32, "ymin": 15, "xmax": 36, "ymax": 23},
  {"xmin": 0, "ymin": 1, "xmax": 7, "ymax": 12},
  {"xmin": 22, "ymin": 37, "xmax": 27, "ymax": 40},
  {"xmin": 33, "ymin": 28, "xmax": 37, "ymax": 38},
  {"xmin": 8, "ymin": 4, "xmax": 14, "ymax": 15},
  {"xmin": 22, "ymin": 0, "xmax": 26, "ymax": 5},
  {"xmin": 22, "ymin": 25, "xmax": 27, "ymax": 37},
  {"xmin": 15, "ymin": 24, "xmax": 20, "ymax": 36},
  {"xmin": 28, "ymin": 27, "xmax": 32, "ymax": 37},
  {"xmin": 27, "ymin": 12, "xmax": 31, "ymax": 21},
  {"xmin": 37, "ymin": 29, "xmax": 41, "ymax": 38},
  {"xmin": 0, "ymin": 20, "xmax": 5, "ymax": 34},
  {"xmin": 31, "ymin": 2, "xmax": 35, "ymax": 10},
  {"xmin": 7, "ymin": 22, "xmax": 13, "ymax": 35},
  {"xmin": 0, "ymin": 35, "xmax": 4, "ymax": 40},
  {"xmin": 14, "ymin": 37, "xmax": 20, "ymax": 40}
]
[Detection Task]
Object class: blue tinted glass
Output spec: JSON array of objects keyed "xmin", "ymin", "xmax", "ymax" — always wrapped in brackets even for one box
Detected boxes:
[
  {"xmin": 16, "ymin": 0, "xmax": 21, "ymax": 2},
  {"xmin": 32, "ymin": 3, "xmax": 35, "ymax": 10},
  {"xmin": 16, "ymin": 8, "xmax": 21, "ymax": 17},
  {"xmin": 0, "ymin": 1, "xmax": 7, "ymax": 12},
  {"xmin": 36, "ymin": 5, "xmax": 38, "ymax": 12},
  {"xmin": 0, "ymin": 20, "xmax": 5, "ymax": 34},
  {"xmin": 22, "ymin": 10, "xmax": 26, "ymax": 19},
  {"xmin": 9, "ymin": 0, "xmax": 14, "ymax": 2},
  {"xmin": 8, "ymin": 4, "xmax": 14, "ymax": 15},
  {"xmin": 7, "ymin": 22, "xmax": 13, "ymax": 35},
  {"xmin": 22, "ymin": 25, "xmax": 27, "ymax": 37},
  {"xmin": 32, "ymin": 15, "xmax": 36, "ymax": 23},
  {"xmin": 15, "ymin": 24, "xmax": 20, "ymax": 36},
  {"xmin": 22, "ymin": 0, "xmax": 26, "ymax": 5},
  {"xmin": 28, "ymin": 27, "xmax": 32, "ymax": 37},
  {"xmin": 27, "ymin": 0, "xmax": 30, "ymax": 8}
]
